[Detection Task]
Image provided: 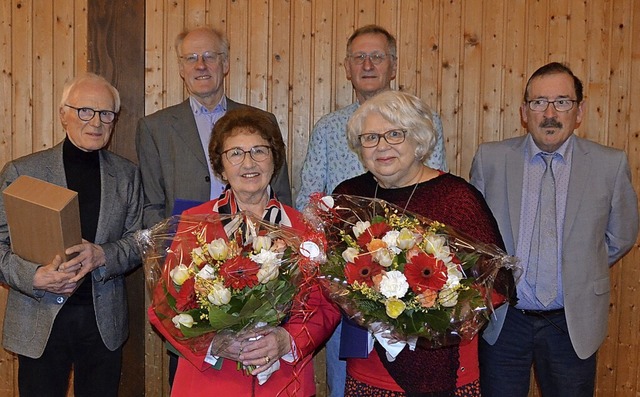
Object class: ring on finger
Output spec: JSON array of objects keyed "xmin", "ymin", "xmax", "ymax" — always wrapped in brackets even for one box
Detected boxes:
[{"xmin": 264, "ymin": 356, "xmax": 270, "ymax": 365}]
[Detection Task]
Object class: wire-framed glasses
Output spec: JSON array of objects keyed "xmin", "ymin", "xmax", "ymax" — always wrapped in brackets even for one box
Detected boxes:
[
  {"xmin": 346, "ymin": 52, "xmax": 394, "ymax": 65},
  {"xmin": 527, "ymin": 98, "xmax": 578, "ymax": 112},
  {"xmin": 64, "ymin": 104, "xmax": 117, "ymax": 124},
  {"xmin": 179, "ymin": 51, "xmax": 225, "ymax": 65},
  {"xmin": 221, "ymin": 145, "xmax": 272, "ymax": 165},
  {"xmin": 358, "ymin": 129, "xmax": 407, "ymax": 148}
]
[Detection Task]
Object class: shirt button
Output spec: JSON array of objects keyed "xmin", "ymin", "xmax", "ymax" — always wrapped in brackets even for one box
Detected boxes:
[
  {"xmin": 56, "ymin": 297, "xmax": 64, "ymax": 304},
  {"xmin": 460, "ymin": 366, "xmax": 465, "ymax": 372}
]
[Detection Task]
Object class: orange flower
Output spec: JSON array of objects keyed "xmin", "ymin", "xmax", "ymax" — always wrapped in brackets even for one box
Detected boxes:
[
  {"xmin": 417, "ymin": 289, "xmax": 438, "ymax": 308},
  {"xmin": 367, "ymin": 238, "xmax": 387, "ymax": 253}
]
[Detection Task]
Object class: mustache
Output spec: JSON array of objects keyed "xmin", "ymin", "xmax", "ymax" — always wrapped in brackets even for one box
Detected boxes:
[{"xmin": 539, "ymin": 118, "xmax": 563, "ymax": 129}]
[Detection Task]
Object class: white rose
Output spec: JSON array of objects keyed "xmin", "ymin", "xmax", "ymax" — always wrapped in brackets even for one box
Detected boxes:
[
  {"xmin": 253, "ymin": 235, "xmax": 272, "ymax": 253},
  {"xmin": 257, "ymin": 261, "xmax": 280, "ymax": 284},
  {"xmin": 197, "ymin": 264, "xmax": 216, "ymax": 280},
  {"xmin": 378, "ymin": 270, "xmax": 409, "ymax": 299},
  {"xmin": 250, "ymin": 249, "xmax": 281, "ymax": 267},
  {"xmin": 352, "ymin": 221, "xmax": 371, "ymax": 238},
  {"xmin": 170, "ymin": 264, "xmax": 190, "ymax": 286},
  {"xmin": 424, "ymin": 235, "xmax": 451, "ymax": 260},
  {"xmin": 209, "ymin": 238, "xmax": 229, "ymax": 261},
  {"xmin": 172, "ymin": 313, "xmax": 194, "ymax": 329},
  {"xmin": 397, "ymin": 228, "xmax": 417, "ymax": 250},
  {"xmin": 382, "ymin": 231, "xmax": 402, "ymax": 254},
  {"xmin": 207, "ymin": 282, "xmax": 232, "ymax": 305},
  {"xmin": 373, "ymin": 248, "xmax": 395, "ymax": 267},
  {"xmin": 444, "ymin": 266, "xmax": 463, "ymax": 288},
  {"xmin": 191, "ymin": 247, "xmax": 206, "ymax": 266},
  {"xmin": 342, "ymin": 247, "xmax": 360, "ymax": 263},
  {"xmin": 438, "ymin": 288, "xmax": 459, "ymax": 307}
]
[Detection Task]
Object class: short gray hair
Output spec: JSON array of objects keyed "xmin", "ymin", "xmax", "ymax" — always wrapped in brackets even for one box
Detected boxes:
[
  {"xmin": 347, "ymin": 90, "xmax": 436, "ymax": 163},
  {"xmin": 59, "ymin": 73, "xmax": 120, "ymax": 112},
  {"xmin": 174, "ymin": 27, "xmax": 230, "ymax": 61}
]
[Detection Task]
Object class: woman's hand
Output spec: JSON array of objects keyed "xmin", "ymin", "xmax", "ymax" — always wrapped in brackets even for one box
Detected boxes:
[{"xmin": 238, "ymin": 326, "xmax": 292, "ymax": 375}]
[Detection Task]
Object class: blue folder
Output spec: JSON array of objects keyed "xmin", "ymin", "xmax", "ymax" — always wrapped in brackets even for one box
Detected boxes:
[{"xmin": 339, "ymin": 315, "xmax": 370, "ymax": 359}]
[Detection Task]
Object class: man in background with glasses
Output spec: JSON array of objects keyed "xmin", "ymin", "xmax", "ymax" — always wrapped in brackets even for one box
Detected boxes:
[
  {"xmin": 470, "ymin": 62, "xmax": 638, "ymax": 396},
  {"xmin": 296, "ymin": 24, "xmax": 448, "ymax": 397},
  {"xmin": 136, "ymin": 26, "xmax": 292, "ymax": 387},
  {"xmin": 0, "ymin": 73, "xmax": 143, "ymax": 396}
]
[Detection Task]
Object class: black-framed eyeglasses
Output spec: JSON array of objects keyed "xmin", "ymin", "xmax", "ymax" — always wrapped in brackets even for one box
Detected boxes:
[
  {"xmin": 64, "ymin": 104, "xmax": 117, "ymax": 124},
  {"xmin": 221, "ymin": 145, "xmax": 272, "ymax": 165},
  {"xmin": 346, "ymin": 52, "xmax": 395, "ymax": 65},
  {"xmin": 179, "ymin": 51, "xmax": 225, "ymax": 65},
  {"xmin": 358, "ymin": 129, "xmax": 407, "ymax": 148},
  {"xmin": 526, "ymin": 98, "xmax": 578, "ymax": 112}
]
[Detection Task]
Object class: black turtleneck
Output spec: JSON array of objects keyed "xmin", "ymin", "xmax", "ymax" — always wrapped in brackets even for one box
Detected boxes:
[{"xmin": 62, "ymin": 138, "xmax": 101, "ymax": 304}]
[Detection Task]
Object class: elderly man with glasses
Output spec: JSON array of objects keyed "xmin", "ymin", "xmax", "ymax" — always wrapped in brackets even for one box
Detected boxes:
[
  {"xmin": 0, "ymin": 73, "xmax": 143, "ymax": 396},
  {"xmin": 470, "ymin": 62, "xmax": 639, "ymax": 397},
  {"xmin": 296, "ymin": 25, "xmax": 448, "ymax": 397}
]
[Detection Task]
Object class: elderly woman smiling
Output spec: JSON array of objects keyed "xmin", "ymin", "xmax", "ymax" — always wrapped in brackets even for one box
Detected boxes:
[
  {"xmin": 332, "ymin": 90, "xmax": 513, "ymax": 397},
  {"xmin": 148, "ymin": 108, "xmax": 339, "ymax": 397}
]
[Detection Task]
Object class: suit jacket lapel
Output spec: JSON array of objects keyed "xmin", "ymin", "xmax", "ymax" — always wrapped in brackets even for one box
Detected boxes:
[
  {"xmin": 94, "ymin": 151, "xmax": 116, "ymax": 244},
  {"xmin": 564, "ymin": 137, "xmax": 590, "ymax": 241},
  {"xmin": 45, "ymin": 143, "xmax": 68, "ymax": 187},
  {"xmin": 504, "ymin": 137, "xmax": 526, "ymax": 254},
  {"xmin": 171, "ymin": 99, "xmax": 208, "ymax": 168}
]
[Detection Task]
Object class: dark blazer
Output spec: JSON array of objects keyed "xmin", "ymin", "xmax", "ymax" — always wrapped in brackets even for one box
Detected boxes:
[
  {"xmin": 470, "ymin": 135, "xmax": 638, "ymax": 359},
  {"xmin": 135, "ymin": 98, "xmax": 292, "ymax": 228},
  {"xmin": 0, "ymin": 142, "xmax": 143, "ymax": 358}
]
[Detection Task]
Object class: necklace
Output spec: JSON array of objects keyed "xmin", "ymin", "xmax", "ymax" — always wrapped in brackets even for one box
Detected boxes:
[{"xmin": 373, "ymin": 167, "xmax": 424, "ymax": 214}]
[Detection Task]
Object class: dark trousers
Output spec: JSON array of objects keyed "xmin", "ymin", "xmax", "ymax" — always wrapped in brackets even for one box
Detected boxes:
[
  {"xmin": 479, "ymin": 306, "xmax": 596, "ymax": 397},
  {"xmin": 18, "ymin": 303, "xmax": 122, "ymax": 397}
]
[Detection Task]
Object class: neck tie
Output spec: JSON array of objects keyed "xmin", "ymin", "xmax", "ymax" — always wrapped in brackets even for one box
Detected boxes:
[{"xmin": 527, "ymin": 152, "xmax": 558, "ymax": 306}]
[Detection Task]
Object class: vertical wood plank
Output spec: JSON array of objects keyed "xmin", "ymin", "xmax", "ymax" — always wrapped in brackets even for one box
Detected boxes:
[
  {"xmin": 0, "ymin": 0, "xmax": 12, "ymax": 168},
  {"xmin": 438, "ymin": 0, "xmax": 463, "ymax": 174},
  {"xmin": 289, "ymin": 0, "xmax": 312, "ymax": 205},
  {"xmin": 396, "ymin": 0, "xmax": 419, "ymax": 95},
  {"xmin": 12, "ymin": 0, "xmax": 33, "ymax": 159},
  {"xmin": 547, "ymin": 0, "xmax": 569, "ymax": 64},
  {"xmin": 33, "ymin": 1, "xmax": 54, "ymax": 152},
  {"xmin": 333, "ymin": 0, "xmax": 355, "ymax": 109},
  {"xmin": 226, "ymin": 0, "xmax": 249, "ymax": 104},
  {"xmin": 53, "ymin": 0, "xmax": 77, "ymax": 142},
  {"xmin": 248, "ymin": 0, "xmax": 269, "ymax": 110},
  {"xmin": 269, "ymin": 0, "xmax": 291, "ymax": 143},
  {"xmin": 458, "ymin": 1, "xmax": 482, "ymax": 176},
  {"xmin": 418, "ymin": 0, "xmax": 441, "ymax": 111},
  {"xmin": 501, "ymin": 0, "xmax": 526, "ymax": 141}
]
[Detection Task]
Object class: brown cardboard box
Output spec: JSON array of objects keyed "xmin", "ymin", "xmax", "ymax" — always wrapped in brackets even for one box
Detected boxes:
[{"xmin": 3, "ymin": 175, "xmax": 82, "ymax": 264}]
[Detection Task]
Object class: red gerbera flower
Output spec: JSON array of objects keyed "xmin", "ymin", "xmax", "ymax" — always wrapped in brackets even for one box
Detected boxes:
[
  {"xmin": 344, "ymin": 254, "xmax": 385, "ymax": 286},
  {"xmin": 357, "ymin": 222, "xmax": 391, "ymax": 248},
  {"xmin": 176, "ymin": 277, "xmax": 198, "ymax": 311},
  {"xmin": 404, "ymin": 252, "xmax": 448, "ymax": 293},
  {"xmin": 220, "ymin": 256, "xmax": 260, "ymax": 289}
]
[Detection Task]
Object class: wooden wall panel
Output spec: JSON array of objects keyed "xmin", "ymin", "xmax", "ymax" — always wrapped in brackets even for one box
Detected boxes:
[{"xmin": 1, "ymin": 1, "xmax": 640, "ymax": 396}]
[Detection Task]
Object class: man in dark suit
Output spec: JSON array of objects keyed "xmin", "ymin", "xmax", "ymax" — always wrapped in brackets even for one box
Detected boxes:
[
  {"xmin": 136, "ymin": 26, "xmax": 291, "ymax": 230},
  {"xmin": 0, "ymin": 73, "xmax": 143, "ymax": 396},
  {"xmin": 470, "ymin": 62, "xmax": 638, "ymax": 396}
]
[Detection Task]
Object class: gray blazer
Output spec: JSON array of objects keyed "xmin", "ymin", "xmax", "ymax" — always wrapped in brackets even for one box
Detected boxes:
[
  {"xmin": 470, "ymin": 135, "xmax": 638, "ymax": 359},
  {"xmin": 0, "ymin": 142, "xmax": 143, "ymax": 358},
  {"xmin": 135, "ymin": 98, "xmax": 292, "ymax": 228}
]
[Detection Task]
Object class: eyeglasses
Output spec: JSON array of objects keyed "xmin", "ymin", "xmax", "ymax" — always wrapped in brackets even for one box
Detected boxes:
[
  {"xmin": 358, "ymin": 129, "xmax": 407, "ymax": 148},
  {"xmin": 526, "ymin": 98, "xmax": 578, "ymax": 112},
  {"xmin": 64, "ymin": 104, "xmax": 117, "ymax": 124},
  {"xmin": 179, "ymin": 51, "xmax": 225, "ymax": 65},
  {"xmin": 346, "ymin": 52, "xmax": 394, "ymax": 65},
  {"xmin": 221, "ymin": 145, "xmax": 272, "ymax": 165}
]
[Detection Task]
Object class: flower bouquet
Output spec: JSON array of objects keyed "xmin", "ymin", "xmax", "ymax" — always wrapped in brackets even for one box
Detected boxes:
[
  {"xmin": 139, "ymin": 211, "xmax": 323, "ymax": 378},
  {"xmin": 304, "ymin": 193, "xmax": 518, "ymax": 349}
]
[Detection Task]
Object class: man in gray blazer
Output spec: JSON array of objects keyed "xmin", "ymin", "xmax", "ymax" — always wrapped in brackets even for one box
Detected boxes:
[
  {"xmin": 0, "ymin": 73, "xmax": 142, "ymax": 396},
  {"xmin": 136, "ymin": 26, "xmax": 291, "ymax": 230},
  {"xmin": 470, "ymin": 62, "xmax": 638, "ymax": 397}
]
